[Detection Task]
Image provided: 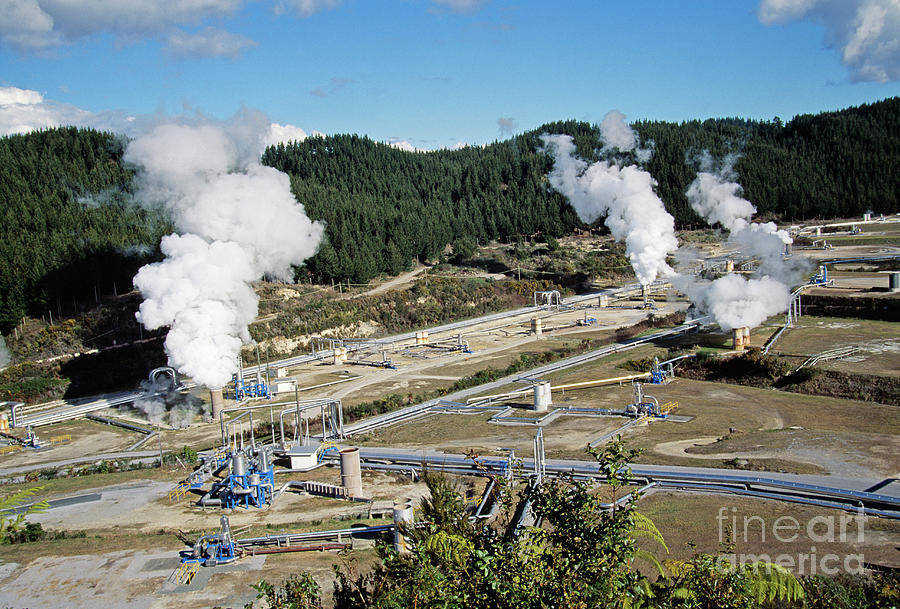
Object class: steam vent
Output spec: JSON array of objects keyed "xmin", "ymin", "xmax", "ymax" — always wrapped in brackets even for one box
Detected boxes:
[
  {"xmin": 731, "ymin": 327, "xmax": 750, "ymax": 350},
  {"xmin": 210, "ymin": 388, "xmax": 225, "ymax": 421}
]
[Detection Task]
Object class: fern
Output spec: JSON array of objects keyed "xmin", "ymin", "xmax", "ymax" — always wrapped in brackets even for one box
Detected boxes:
[
  {"xmin": 0, "ymin": 486, "xmax": 48, "ymax": 544},
  {"xmin": 745, "ymin": 561, "xmax": 805, "ymax": 603},
  {"xmin": 631, "ymin": 511, "xmax": 669, "ymax": 553}
]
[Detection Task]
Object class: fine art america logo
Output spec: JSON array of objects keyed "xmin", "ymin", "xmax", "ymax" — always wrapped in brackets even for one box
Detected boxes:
[{"xmin": 716, "ymin": 506, "xmax": 866, "ymax": 575}]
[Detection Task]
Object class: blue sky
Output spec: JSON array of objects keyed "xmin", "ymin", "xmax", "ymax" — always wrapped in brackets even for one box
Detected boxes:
[{"xmin": 1, "ymin": 0, "xmax": 898, "ymax": 149}]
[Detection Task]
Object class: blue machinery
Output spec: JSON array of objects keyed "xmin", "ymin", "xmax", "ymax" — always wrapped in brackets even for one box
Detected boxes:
[
  {"xmin": 183, "ymin": 516, "xmax": 240, "ymax": 567},
  {"xmin": 196, "ymin": 447, "xmax": 276, "ymax": 509},
  {"xmin": 232, "ymin": 348, "xmax": 273, "ymax": 400},
  {"xmin": 649, "ymin": 357, "xmax": 669, "ymax": 384},
  {"xmin": 232, "ymin": 377, "xmax": 271, "ymax": 400},
  {"xmin": 222, "ymin": 450, "xmax": 275, "ymax": 509},
  {"xmin": 625, "ymin": 382, "xmax": 664, "ymax": 417},
  {"xmin": 179, "ymin": 515, "xmax": 396, "ymax": 571},
  {"xmin": 189, "ymin": 399, "xmax": 347, "ymax": 509},
  {"xmin": 809, "ymin": 264, "xmax": 834, "ymax": 287}
]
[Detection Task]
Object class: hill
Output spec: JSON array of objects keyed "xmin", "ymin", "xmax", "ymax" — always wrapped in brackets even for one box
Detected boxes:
[{"xmin": 1, "ymin": 98, "xmax": 898, "ymax": 330}]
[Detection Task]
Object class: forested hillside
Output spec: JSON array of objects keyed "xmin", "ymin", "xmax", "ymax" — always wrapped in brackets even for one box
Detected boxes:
[
  {"xmin": 0, "ymin": 128, "xmax": 170, "ymax": 332},
  {"xmin": 1, "ymin": 98, "xmax": 897, "ymax": 330},
  {"xmin": 266, "ymin": 97, "xmax": 899, "ymax": 282}
]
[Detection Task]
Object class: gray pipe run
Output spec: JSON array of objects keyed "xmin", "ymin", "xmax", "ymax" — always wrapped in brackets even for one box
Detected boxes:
[
  {"xmin": 85, "ymin": 414, "xmax": 153, "ymax": 435},
  {"xmin": 277, "ymin": 398, "xmax": 344, "ymax": 450},
  {"xmin": 325, "ymin": 449, "xmax": 900, "ymax": 519}
]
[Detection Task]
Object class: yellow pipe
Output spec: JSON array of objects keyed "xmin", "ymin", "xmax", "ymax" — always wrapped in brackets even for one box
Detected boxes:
[
  {"xmin": 466, "ymin": 373, "xmax": 651, "ymax": 403},
  {"xmin": 553, "ymin": 373, "xmax": 650, "ymax": 391}
]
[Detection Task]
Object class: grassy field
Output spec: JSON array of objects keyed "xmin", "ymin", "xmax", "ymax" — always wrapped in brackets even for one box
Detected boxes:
[
  {"xmin": 358, "ymin": 342, "xmax": 900, "ymax": 477},
  {"xmin": 638, "ymin": 491, "xmax": 900, "ymax": 569},
  {"xmin": 772, "ymin": 315, "xmax": 900, "ymax": 376}
]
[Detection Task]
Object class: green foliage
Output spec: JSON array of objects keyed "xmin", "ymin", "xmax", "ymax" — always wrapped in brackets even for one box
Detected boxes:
[
  {"xmin": 5, "ymin": 521, "xmax": 87, "ymax": 544},
  {"xmin": 451, "ymin": 236, "xmax": 477, "ymax": 262},
  {"xmin": 635, "ymin": 98, "xmax": 900, "ymax": 224},
  {"xmin": 247, "ymin": 439, "xmax": 817, "ymax": 608},
  {"xmin": 4, "ymin": 100, "xmax": 898, "ymax": 323},
  {"xmin": 801, "ymin": 572, "xmax": 900, "ymax": 609},
  {"xmin": 0, "ymin": 486, "xmax": 49, "ymax": 544},
  {"xmin": 0, "ymin": 361, "xmax": 68, "ymax": 403},
  {"xmin": 181, "ymin": 445, "xmax": 199, "ymax": 465},
  {"xmin": 248, "ymin": 573, "xmax": 323, "ymax": 609},
  {"xmin": 0, "ymin": 127, "xmax": 169, "ymax": 332}
]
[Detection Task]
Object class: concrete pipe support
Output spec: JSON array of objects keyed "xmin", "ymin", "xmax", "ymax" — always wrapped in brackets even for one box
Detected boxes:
[
  {"xmin": 393, "ymin": 502, "xmax": 415, "ymax": 554},
  {"xmin": 532, "ymin": 381, "xmax": 552, "ymax": 412},
  {"xmin": 340, "ymin": 447, "xmax": 364, "ymax": 498}
]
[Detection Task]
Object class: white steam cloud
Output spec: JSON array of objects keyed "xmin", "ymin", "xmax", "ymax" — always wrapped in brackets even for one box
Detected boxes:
[
  {"xmin": 541, "ymin": 132, "xmax": 677, "ymax": 285},
  {"xmin": 599, "ymin": 110, "xmax": 654, "ymax": 163},
  {"xmin": 132, "ymin": 376, "xmax": 207, "ymax": 428},
  {"xmin": 686, "ymin": 155, "xmax": 795, "ymax": 278},
  {"xmin": 682, "ymin": 153, "xmax": 803, "ymax": 331},
  {"xmin": 681, "ymin": 274, "xmax": 791, "ymax": 332},
  {"xmin": 127, "ymin": 112, "xmax": 325, "ymax": 389}
]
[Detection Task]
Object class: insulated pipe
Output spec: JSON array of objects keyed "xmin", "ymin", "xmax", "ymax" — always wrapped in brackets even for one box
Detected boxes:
[
  {"xmin": 467, "ymin": 373, "xmax": 651, "ymax": 404},
  {"xmin": 9, "ymin": 402, "xmax": 22, "ymax": 428}
]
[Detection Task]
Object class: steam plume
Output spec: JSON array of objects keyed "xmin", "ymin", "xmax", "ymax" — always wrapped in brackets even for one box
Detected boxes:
[
  {"xmin": 682, "ymin": 153, "xmax": 802, "ymax": 330},
  {"xmin": 541, "ymin": 132, "xmax": 677, "ymax": 285},
  {"xmin": 132, "ymin": 375, "xmax": 206, "ymax": 428},
  {"xmin": 686, "ymin": 155, "xmax": 798, "ymax": 278},
  {"xmin": 599, "ymin": 110, "xmax": 653, "ymax": 162},
  {"xmin": 127, "ymin": 112, "xmax": 324, "ymax": 389}
]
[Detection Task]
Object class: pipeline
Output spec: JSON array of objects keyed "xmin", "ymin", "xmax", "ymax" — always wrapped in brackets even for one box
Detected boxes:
[
  {"xmin": 127, "ymin": 431, "xmax": 157, "ymax": 451},
  {"xmin": 467, "ymin": 373, "xmax": 652, "ymax": 404},
  {"xmin": 324, "ymin": 448, "xmax": 900, "ymax": 519},
  {"xmin": 86, "ymin": 414, "xmax": 153, "ymax": 435}
]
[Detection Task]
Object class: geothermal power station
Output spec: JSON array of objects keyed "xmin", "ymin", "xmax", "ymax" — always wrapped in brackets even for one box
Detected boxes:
[{"xmin": 1, "ymin": 115, "xmax": 898, "ymax": 608}]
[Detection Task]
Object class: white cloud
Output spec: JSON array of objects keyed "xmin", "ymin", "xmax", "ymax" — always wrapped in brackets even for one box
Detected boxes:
[
  {"xmin": 0, "ymin": 86, "xmax": 44, "ymax": 105},
  {"xmin": 0, "ymin": 0, "xmax": 250, "ymax": 58},
  {"xmin": 264, "ymin": 122, "xmax": 309, "ymax": 147},
  {"xmin": 0, "ymin": 0, "xmax": 58, "ymax": 50},
  {"xmin": 0, "ymin": 85, "xmax": 136, "ymax": 136},
  {"xmin": 758, "ymin": 0, "xmax": 900, "ymax": 82},
  {"xmin": 275, "ymin": 0, "xmax": 342, "ymax": 17},
  {"xmin": 0, "ymin": 86, "xmax": 314, "ymax": 152},
  {"xmin": 164, "ymin": 26, "xmax": 256, "ymax": 59},
  {"xmin": 386, "ymin": 138, "xmax": 422, "ymax": 152},
  {"xmin": 431, "ymin": 0, "xmax": 488, "ymax": 14}
]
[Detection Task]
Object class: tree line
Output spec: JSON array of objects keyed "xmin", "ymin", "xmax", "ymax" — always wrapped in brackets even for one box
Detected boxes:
[{"xmin": 1, "ymin": 98, "xmax": 897, "ymax": 331}]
